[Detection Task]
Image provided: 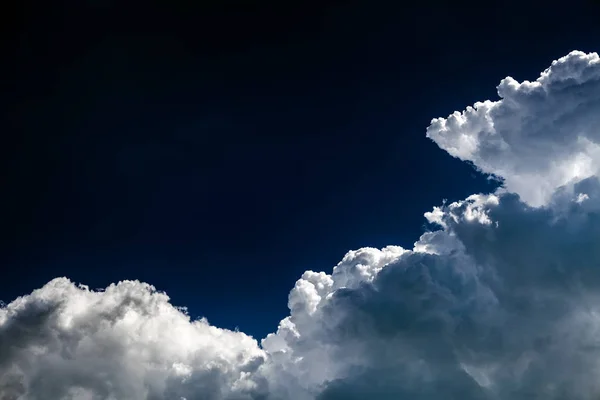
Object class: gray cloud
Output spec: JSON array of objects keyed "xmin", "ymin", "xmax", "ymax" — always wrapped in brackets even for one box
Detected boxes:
[{"xmin": 308, "ymin": 182, "xmax": 600, "ymax": 399}]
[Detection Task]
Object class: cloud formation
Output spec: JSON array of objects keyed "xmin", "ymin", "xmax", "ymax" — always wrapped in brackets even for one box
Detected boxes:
[
  {"xmin": 427, "ymin": 50, "xmax": 600, "ymax": 206},
  {"xmin": 3, "ymin": 50, "xmax": 600, "ymax": 399},
  {"xmin": 0, "ymin": 279, "xmax": 267, "ymax": 399}
]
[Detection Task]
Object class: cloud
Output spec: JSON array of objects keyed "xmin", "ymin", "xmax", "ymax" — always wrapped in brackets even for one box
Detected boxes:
[
  {"xmin": 261, "ymin": 183, "xmax": 600, "ymax": 400},
  {"xmin": 3, "ymin": 51, "xmax": 600, "ymax": 399},
  {"xmin": 0, "ymin": 279, "xmax": 267, "ymax": 399},
  {"xmin": 426, "ymin": 50, "xmax": 600, "ymax": 207}
]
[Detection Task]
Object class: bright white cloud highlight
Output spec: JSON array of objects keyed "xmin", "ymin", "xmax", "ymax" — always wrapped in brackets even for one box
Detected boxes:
[
  {"xmin": 3, "ymin": 50, "xmax": 600, "ymax": 400},
  {"xmin": 427, "ymin": 50, "xmax": 600, "ymax": 206}
]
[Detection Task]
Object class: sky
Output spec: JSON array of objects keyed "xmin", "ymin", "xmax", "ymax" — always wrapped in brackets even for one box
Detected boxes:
[{"xmin": 3, "ymin": 1, "xmax": 600, "ymax": 399}]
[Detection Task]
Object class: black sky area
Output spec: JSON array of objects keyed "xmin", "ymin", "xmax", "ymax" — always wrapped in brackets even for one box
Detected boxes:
[{"xmin": 2, "ymin": 0, "xmax": 599, "ymax": 338}]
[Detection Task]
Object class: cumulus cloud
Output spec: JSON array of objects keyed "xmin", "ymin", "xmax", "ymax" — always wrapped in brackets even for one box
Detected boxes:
[
  {"xmin": 3, "ymin": 51, "xmax": 600, "ymax": 399},
  {"xmin": 262, "ymin": 179, "xmax": 600, "ymax": 400},
  {"xmin": 427, "ymin": 50, "xmax": 600, "ymax": 207},
  {"xmin": 0, "ymin": 279, "xmax": 267, "ymax": 399}
]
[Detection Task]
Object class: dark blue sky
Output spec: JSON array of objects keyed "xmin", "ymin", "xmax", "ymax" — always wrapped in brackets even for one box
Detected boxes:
[{"xmin": 2, "ymin": 0, "xmax": 598, "ymax": 338}]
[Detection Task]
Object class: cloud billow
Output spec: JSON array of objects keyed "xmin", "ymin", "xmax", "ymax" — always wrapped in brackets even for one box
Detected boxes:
[
  {"xmin": 3, "ymin": 50, "xmax": 600, "ymax": 399},
  {"xmin": 427, "ymin": 50, "xmax": 600, "ymax": 207}
]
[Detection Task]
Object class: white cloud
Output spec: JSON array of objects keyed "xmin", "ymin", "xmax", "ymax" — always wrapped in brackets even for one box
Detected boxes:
[
  {"xmin": 0, "ymin": 279, "xmax": 267, "ymax": 399},
  {"xmin": 426, "ymin": 50, "xmax": 600, "ymax": 207},
  {"xmin": 4, "ymin": 51, "xmax": 600, "ymax": 399}
]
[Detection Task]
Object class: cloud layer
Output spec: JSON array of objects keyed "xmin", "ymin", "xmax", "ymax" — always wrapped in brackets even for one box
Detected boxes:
[{"xmin": 3, "ymin": 50, "xmax": 600, "ymax": 399}]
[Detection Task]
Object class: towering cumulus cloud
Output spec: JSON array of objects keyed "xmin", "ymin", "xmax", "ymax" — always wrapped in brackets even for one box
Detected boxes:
[
  {"xmin": 427, "ymin": 50, "xmax": 600, "ymax": 207},
  {"xmin": 3, "ymin": 50, "xmax": 600, "ymax": 399}
]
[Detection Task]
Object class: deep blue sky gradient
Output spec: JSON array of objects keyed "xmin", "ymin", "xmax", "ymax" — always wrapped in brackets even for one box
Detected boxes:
[{"xmin": 2, "ymin": 0, "xmax": 599, "ymax": 338}]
